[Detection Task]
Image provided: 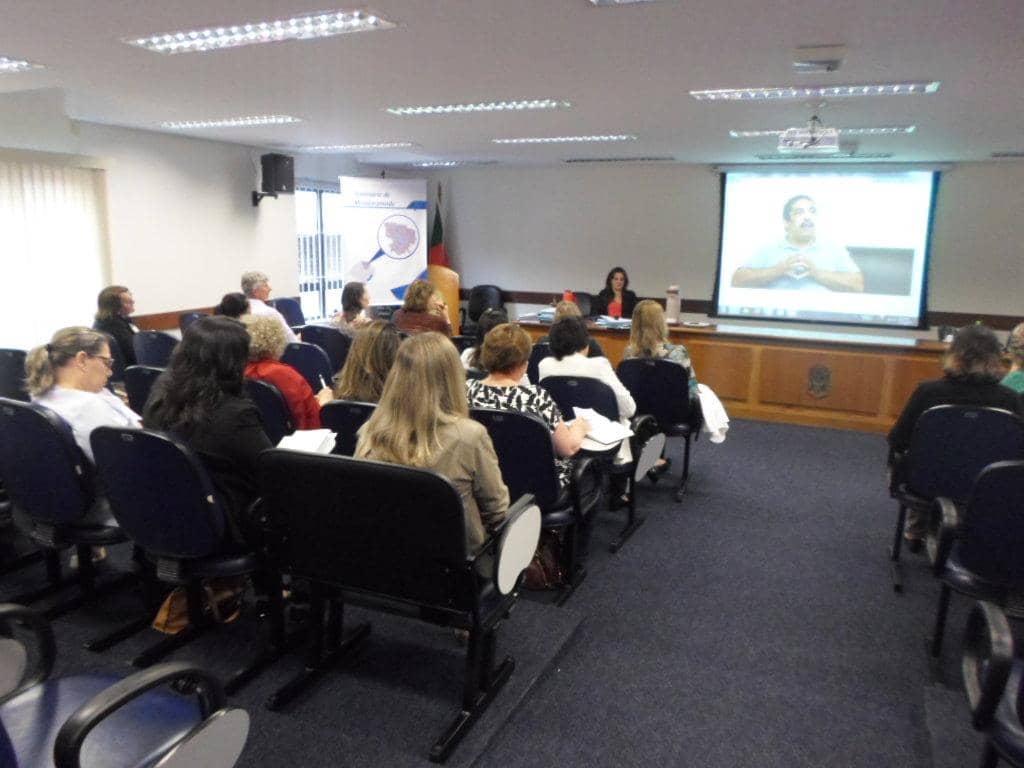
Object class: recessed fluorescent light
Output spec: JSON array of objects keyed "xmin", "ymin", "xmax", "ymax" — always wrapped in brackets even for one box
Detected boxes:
[
  {"xmin": 493, "ymin": 135, "xmax": 637, "ymax": 144},
  {"xmin": 691, "ymin": 81, "xmax": 940, "ymax": 101},
  {"xmin": 387, "ymin": 99, "xmax": 570, "ymax": 116},
  {"xmin": 127, "ymin": 9, "xmax": 394, "ymax": 54},
  {"xmin": 304, "ymin": 142, "xmax": 415, "ymax": 151},
  {"xmin": 414, "ymin": 161, "xmax": 462, "ymax": 167},
  {"xmin": 590, "ymin": 0, "xmax": 668, "ymax": 4},
  {"xmin": 162, "ymin": 115, "xmax": 302, "ymax": 129},
  {"xmin": 730, "ymin": 125, "xmax": 916, "ymax": 138},
  {"xmin": 0, "ymin": 56, "xmax": 42, "ymax": 73},
  {"xmin": 754, "ymin": 152, "xmax": 893, "ymax": 160}
]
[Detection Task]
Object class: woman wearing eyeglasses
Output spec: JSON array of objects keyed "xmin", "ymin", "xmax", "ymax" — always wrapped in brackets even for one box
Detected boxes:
[{"xmin": 25, "ymin": 326, "xmax": 141, "ymax": 464}]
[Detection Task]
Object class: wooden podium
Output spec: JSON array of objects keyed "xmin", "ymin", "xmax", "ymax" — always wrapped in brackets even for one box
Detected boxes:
[{"xmin": 428, "ymin": 265, "xmax": 461, "ymax": 334}]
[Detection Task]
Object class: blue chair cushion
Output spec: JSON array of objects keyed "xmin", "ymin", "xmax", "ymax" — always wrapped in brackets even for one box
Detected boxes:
[
  {"xmin": 942, "ymin": 543, "xmax": 1019, "ymax": 599},
  {"xmin": 989, "ymin": 663, "xmax": 1024, "ymax": 766},
  {"xmin": 0, "ymin": 674, "xmax": 199, "ymax": 768}
]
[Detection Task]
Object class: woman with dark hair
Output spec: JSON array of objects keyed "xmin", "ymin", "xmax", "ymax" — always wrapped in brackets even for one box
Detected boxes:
[
  {"xmin": 462, "ymin": 307, "xmax": 509, "ymax": 372},
  {"xmin": 213, "ymin": 292, "xmax": 250, "ymax": 319},
  {"xmin": 593, "ymin": 267, "xmax": 638, "ymax": 319},
  {"xmin": 888, "ymin": 323, "xmax": 1024, "ymax": 548},
  {"xmin": 93, "ymin": 285, "xmax": 137, "ymax": 366},
  {"xmin": 334, "ymin": 320, "xmax": 401, "ymax": 403},
  {"xmin": 333, "ymin": 282, "xmax": 372, "ymax": 337},
  {"xmin": 144, "ymin": 316, "xmax": 272, "ymax": 544}
]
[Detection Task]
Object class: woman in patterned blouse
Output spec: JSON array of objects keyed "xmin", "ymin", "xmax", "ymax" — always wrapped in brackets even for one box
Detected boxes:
[
  {"xmin": 622, "ymin": 300, "xmax": 699, "ymax": 401},
  {"xmin": 466, "ymin": 323, "xmax": 590, "ymax": 488}
]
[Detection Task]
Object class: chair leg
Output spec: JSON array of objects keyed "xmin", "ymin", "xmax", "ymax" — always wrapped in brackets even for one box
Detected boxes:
[
  {"xmin": 929, "ymin": 584, "xmax": 952, "ymax": 658},
  {"xmin": 225, "ymin": 571, "xmax": 302, "ymax": 696},
  {"xmin": 609, "ymin": 475, "xmax": 644, "ymax": 553},
  {"xmin": 676, "ymin": 435, "xmax": 692, "ymax": 502},
  {"xmin": 554, "ymin": 524, "xmax": 587, "ymax": 607},
  {"xmin": 0, "ymin": 548, "xmax": 43, "ymax": 577},
  {"xmin": 5, "ymin": 550, "xmax": 69, "ymax": 605},
  {"xmin": 890, "ymin": 504, "xmax": 907, "ymax": 592},
  {"xmin": 132, "ymin": 582, "xmax": 209, "ymax": 668},
  {"xmin": 979, "ymin": 741, "xmax": 1000, "ymax": 768},
  {"xmin": 430, "ymin": 625, "xmax": 514, "ymax": 764}
]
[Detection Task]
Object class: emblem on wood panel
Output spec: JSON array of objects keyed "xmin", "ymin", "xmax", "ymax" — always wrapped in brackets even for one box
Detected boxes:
[{"xmin": 808, "ymin": 364, "xmax": 832, "ymax": 398}]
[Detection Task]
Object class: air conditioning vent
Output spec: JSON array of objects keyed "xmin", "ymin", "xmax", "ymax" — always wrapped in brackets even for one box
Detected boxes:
[
  {"xmin": 991, "ymin": 152, "xmax": 1024, "ymax": 159},
  {"xmin": 755, "ymin": 152, "xmax": 893, "ymax": 161},
  {"xmin": 563, "ymin": 156, "xmax": 675, "ymax": 164}
]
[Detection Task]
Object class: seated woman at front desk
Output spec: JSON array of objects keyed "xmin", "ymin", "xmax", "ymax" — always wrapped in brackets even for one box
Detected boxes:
[{"xmin": 592, "ymin": 266, "xmax": 638, "ymax": 318}]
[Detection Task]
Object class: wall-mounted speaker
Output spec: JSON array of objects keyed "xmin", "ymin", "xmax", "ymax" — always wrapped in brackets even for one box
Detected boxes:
[{"xmin": 260, "ymin": 153, "xmax": 294, "ymax": 194}]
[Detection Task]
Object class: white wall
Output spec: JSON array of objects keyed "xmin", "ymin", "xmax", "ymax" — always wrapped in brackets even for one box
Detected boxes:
[
  {"xmin": 0, "ymin": 89, "xmax": 297, "ymax": 315},
  {"xmin": 430, "ymin": 161, "xmax": 1024, "ymax": 320}
]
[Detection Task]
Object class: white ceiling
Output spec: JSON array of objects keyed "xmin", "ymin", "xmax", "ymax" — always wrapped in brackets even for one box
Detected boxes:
[{"xmin": 1, "ymin": 0, "xmax": 1022, "ymax": 166}]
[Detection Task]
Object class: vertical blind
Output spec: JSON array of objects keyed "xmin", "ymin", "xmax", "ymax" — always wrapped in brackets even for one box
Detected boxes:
[{"xmin": 0, "ymin": 161, "xmax": 107, "ymax": 350}]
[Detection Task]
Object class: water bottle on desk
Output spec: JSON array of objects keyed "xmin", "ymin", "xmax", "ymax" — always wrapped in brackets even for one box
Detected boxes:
[{"xmin": 665, "ymin": 285, "xmax": 680, "ymax": 323}]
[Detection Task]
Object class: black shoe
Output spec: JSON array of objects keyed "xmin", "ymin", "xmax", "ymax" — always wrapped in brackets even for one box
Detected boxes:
[
  {"xmin": 608, "ymin": 494, "xmax": 630, "ymax": 511},
  {"xmin": 647, "ymin": 457, "xmax": 671, "ymax": 483}
]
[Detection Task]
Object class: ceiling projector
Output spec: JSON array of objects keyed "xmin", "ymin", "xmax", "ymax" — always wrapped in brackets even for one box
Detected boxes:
[{"xmin": 778, "ymin": 116, "xmax": 840, "ymax": 154}]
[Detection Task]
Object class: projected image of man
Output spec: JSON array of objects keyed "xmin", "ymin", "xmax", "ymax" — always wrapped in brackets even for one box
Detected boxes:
[{"xmin": 730, "ymin": 195, "xmax": 864, "ymax": 292}]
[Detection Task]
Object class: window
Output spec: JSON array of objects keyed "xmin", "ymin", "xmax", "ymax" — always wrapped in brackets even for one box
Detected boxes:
[
  {"xmin": 295, "ymin": 184, "xmax": 346, "ymax": 321},
  {"xmin": 0, "ymin": 161, "xmax": 107, "ymax": 349}
]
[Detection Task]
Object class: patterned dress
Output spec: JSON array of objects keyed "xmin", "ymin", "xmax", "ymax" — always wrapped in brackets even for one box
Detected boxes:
[{"xmin": 466, "ymin": 380, "xmax": 572, "ymax": 488}]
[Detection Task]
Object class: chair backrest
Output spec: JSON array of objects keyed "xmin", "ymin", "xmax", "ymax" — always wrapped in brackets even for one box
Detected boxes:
[
  {"xmin": 470, "ymin": 408, "xmax": 561, "ymax": 509},
  {"xmin": 465, "ymin": 368, "xmax": 487, "ymax": 381},
  {"xmin": 91, "ymin": 427, "xmax": 229, "ymax": 558},
  {"xmin": 132, "ymin": 331, "xmax": 178, "ymax": 368},
  {"xmin": 106, "ymin": 336, "xmax": 127, "ymax": 383},
  {"xmin": 280, "ymin": 342, "xmax": 333, "ymax": 392},
  {"xmin": 243, "ymin": 379, "xmax": 294, "ymax": 444},
  {"xmin": 905, "ymin": 406, "xmax": 1024, "ymax": 501},
  {"xmin": 178, "ymin": 312, "xmax": 208, "ymax": 333},
  {"xmin": 573, "ymin": 291, "xmax": 594, "ymax": 317},
  {"xmin": 526, "ymin": 342, "xmax": 551, "ymax": 385},
  {"xmin": 467, "ymin": 285, "xmax": 504, "ymax": 323},
  {"xmin": 539, "ymin": 376, "xmax": 619, "ymax": 422},
  {"xmin": 616, "ymin": 358, "xmax": 693, "ymax": 428},
  {"xmin": 0, "ymin": 399, "xmax": 94, "ymax": 525},
  {"xmin": 257, "ymin": 450, "xmax": 471, "ymax": 607},
  {"xmin": 450, "ymin": 335, "xmax": 474, "ymax": 353},
  {"xmin": 956, "ymin": 461, "xmax": 1024, "ymax": 585},
  {"xmin": 319, "ymin": 400, "xmax": 376, "ymax": 456},
  {"xmin": 269, "ymin": 297, "xmax": 306, "ymax": 328},
  {"xmin": 123, "ymin": 365, "xmax": 164, "ymax": 415},
  {"xmin": 0, "ymin": 350, "xmax": 28, "ymax": 402},
  {"xmin": 300, "ymin": 325, "xmax": 351, "ymax": 373}
]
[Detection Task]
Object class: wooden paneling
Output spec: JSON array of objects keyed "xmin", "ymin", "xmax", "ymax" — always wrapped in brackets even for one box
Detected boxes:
[
  {"xmin": 685, "ymin": 341, "xmax": 753, "ymax": 401},
  {"xmin": 759, "ymin": 349, "xmax": 885, "ymax": 415},
  {"xmin": 887, "ymin": 357, "xmax": 944, "ymax": 417}
]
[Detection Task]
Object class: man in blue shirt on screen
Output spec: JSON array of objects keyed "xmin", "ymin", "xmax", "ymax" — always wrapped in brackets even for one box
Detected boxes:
[{"xmin": 730, "ymin": 195, "xmax": 865, "ymax": 292}]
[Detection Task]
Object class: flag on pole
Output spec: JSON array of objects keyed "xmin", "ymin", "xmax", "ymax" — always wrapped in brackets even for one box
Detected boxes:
[{"xmin": 428, "ymin": 183, "xmax": 450, "ymax": 267}]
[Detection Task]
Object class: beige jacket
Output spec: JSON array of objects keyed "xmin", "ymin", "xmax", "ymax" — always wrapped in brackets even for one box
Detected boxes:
[{"xmin": 427, "ymin": 418, "xmax": 509, "ymax": 553}]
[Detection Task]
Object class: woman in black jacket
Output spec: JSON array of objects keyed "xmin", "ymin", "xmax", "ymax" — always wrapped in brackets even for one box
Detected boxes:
[
  {"xmin": 593, "ymin": 266, "xmax": 638, "ymax": 319},
  {"xmin": 93, "ymin": 285, "xmax": 137, "ymax": 366}
]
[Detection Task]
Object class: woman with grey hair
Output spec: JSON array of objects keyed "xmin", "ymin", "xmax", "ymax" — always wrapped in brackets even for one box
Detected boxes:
[
  {"xmin": 25, "ymin": 326, "xmax": 141, "ymax": 463},
  {"xmin": 241, "ymin": 315, "xmax": 332, "ymax": 429},
  {"xmin": 240, "ymin": 270, "xmax": 297, "ymax": 342}
]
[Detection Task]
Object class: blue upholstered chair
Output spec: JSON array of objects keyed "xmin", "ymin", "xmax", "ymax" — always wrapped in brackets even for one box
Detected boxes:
[
  {"xmin": 267, "ymin": 297, "xmax": 305, "ymax": 329},
  {"xmin": 319, "ymin": 400, "xmax": 375, "ymax": 456},
  {"xmin": 255, "ymin": 449, "xmax": 539, "ymax": 763},
  {"xmin": 887, "ymin": 405, "xmax": 1024, "ymax": 591},
  {"xmin": 617, "ymin": 357, "xmax": 699, "ymax": 502},
  {"xmin": 280, "ymin": 341, "xmax": 333, "ymax": 392},
  {"xmin": 526, "ymin": 342, "xmax": 551, "ymax": 385},
  {"xmin": 0, "ymin": 349, "xmax": 29, "ymax": 402},
  {"xmin": 123, "ymin": 365, "xmax": 164, "ymax": 415},
  {"xmin": 300, "ymin": 325, "xmax": 351, "ymax": 373},
  {"xmin": 243, "ymin": 378, "xmax": 294, "ymax": 445},
  {"xmin": 0, "ymin": 603, "xmax": 250, "ymax": 768},
  {"xmin": 132, "ymin": 331, "xmax": 178, "ymax": 368},
  {"xmin": 178, "ymin": 311, "xmax": 208, "ymax": 333}
]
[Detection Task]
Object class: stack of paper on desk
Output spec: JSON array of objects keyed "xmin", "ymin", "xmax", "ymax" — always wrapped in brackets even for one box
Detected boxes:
[
  {"xmin": 571, "ymin": 407, "xmax": 633, "ymax": 451},
  {"xmin": 277, "ymin": 429, "xmax": 336, "ymax": 454}
]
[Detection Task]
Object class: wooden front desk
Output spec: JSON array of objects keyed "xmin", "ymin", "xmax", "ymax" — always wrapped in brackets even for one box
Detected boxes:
[{"xmin": 522, "ymin": 322, "xmax": 946, "ymax": 434}]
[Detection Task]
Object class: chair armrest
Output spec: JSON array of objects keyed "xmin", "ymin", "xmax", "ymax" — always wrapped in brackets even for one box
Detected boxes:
[
  {"xmin": 889, "ymin": 451, "xmax": 908, "ymax": 496},
  {"xmin": 0, "ymin": 603, "xmax": 56, "ymax": 704},
  {"xmin": 928, "ymin": 497, "xmax": 961, "ymax": 575},
  {"xmin": 962, "ymin": 601, "xmax": 1014, "ymax": 730},
  {"xmin": 569, "ymin": 456, "xmax": 602, "ymax": 519},
  {"xmin": 488, "ymin": 494, "xmax": 536, "ymax": 538},
  {"xmin": 54, "ymin": 662, "xmax": 228, "ymax": 768}
]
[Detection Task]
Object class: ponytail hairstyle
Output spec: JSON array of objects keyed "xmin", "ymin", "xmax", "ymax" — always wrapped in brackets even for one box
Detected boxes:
[{"xmin": 25, "ymin": 327, "xmax": 108, "ymax": 397}]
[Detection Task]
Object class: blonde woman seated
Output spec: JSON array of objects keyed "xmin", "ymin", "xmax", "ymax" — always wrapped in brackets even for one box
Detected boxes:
[
  {"xmin": 26, "ymin": 327, "xmax": 141, "ymax": 531},
  {"xmin": 334, "ymin": 320, "xmax": 401, "ymax": 403},
  {"xmin": 392, "ymin": 280, "xmax": 452, "ymax": 337},
  {"xmin": 1002, "ymin": 322, "xmax": 1024, "ymax": 393},
  {"xmin": 466, "ymin": 323, "xmax": 590, "ymax": 489},
  {"xmin": 26, "ymin": 327, "xmax": 141, "ymax": 463},
  {"xmin": 242, "ymin": 315, "xmax": 333, "ymax": 429},
  {"xmin": 357, "ymin": 332, "xmax": 508, "ymax": 553},
  {"xmin": 622, "ymin": 300, "xmax": 699, "ymax": 402}
]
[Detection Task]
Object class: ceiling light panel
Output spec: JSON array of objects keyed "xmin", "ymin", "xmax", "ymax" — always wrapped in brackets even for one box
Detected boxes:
[
  {"xmin": 691, "ymin": 82, "xmax": 940, "ymax": 101},
  {"xmin": 589, "ymin": 0, "xmax": 669, "ymax": 5},
  {"xmin": 387, "ymin": 99, "xmax": 570, "ymax": 116},
  {"xmin": 730, "ymin": 125, "xmax": 916, "ymax": 138},
  {"xmin": 304, "ymin": 142, "xmax": 415, "ymax": 151},
  {"xmin": 162, "ymin": 115, "xmax": 301, "ymax": 129},
  {"xmin": 127, "ymin": 9, "xmax": 394, "ymax": 54},
  {"xmin": 493, "ymin": 135, "xmax": 637, "ymax": 144},
  {"xmin": 0, "ymin": 56, "xmax": 42, "ymax": 73}
]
